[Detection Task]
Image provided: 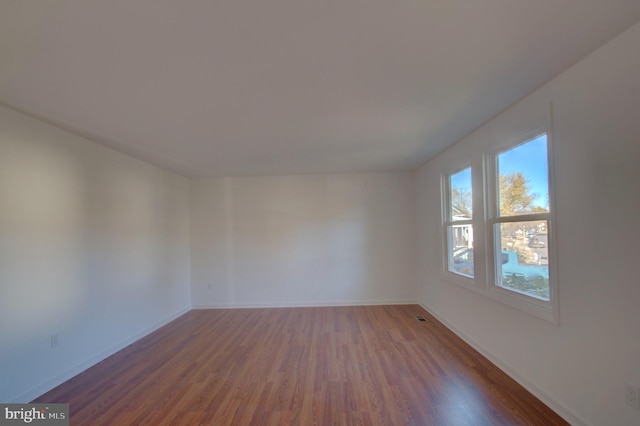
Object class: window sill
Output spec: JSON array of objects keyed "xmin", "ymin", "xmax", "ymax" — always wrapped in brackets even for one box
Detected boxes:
[
  {"xmin": 486, "ymin": 285, "xmax": 558, "ymax": 324},
  {"xmin": 441, "ymin": 271, "xmax": 558, "ymax": 325}
]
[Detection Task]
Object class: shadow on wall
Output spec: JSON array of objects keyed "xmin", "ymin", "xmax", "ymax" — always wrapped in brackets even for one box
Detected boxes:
[{"xmin": 0, "ymin": 118, "xmax": 190, "ymax": 402}]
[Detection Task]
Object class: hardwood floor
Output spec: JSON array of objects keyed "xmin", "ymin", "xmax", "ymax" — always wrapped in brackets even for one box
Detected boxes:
[{"xmin": 34, "ymin": 305, "xmax": 568, "ymax": 425}]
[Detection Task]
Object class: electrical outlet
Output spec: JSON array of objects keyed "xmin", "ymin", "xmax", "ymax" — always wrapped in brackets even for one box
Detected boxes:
[
  {"xmin": 50, "ymin": 333, "xmax": 59, "ymax": 349},
  {"xmin": 626, "ymin": 383, "xmax": 640, "ymax": 409}
]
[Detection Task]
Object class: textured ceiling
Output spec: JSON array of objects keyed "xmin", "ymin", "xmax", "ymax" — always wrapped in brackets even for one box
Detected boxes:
[{"xmin": 2, "ymin": 1, "xmax": 640, "ymax": 177}]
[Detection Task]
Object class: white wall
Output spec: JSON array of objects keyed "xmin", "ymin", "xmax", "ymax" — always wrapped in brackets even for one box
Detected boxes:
[
  {"xmin": 190, "ymin": 174, "xmax": 416, "ymax": 308},
  {"xmin": 416, "ymin": 21, "xmax": 640, "ymax": 426},
  {"xmin": 0, "ymin": 105, "xmax": 192, "ymax": 403}
]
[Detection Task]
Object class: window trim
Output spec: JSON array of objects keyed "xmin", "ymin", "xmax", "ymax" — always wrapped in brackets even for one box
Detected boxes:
[
  {"xmin": 441, "ymin": 164, "xmax": 476, "ymax": 286},
  {"xmin": 440, "ymin": 110, "xmax": 559, "ymax": 325},
  {"xmin": 484, "ymin": 125, "xmax": 558, "ymax": 324}
]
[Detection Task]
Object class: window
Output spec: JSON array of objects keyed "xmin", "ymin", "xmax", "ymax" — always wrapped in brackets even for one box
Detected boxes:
[
  {"xmin": 444, "ymin": 167, "xmax": 474, "ymax": 278},
  {"xmin": 441, "ymin": 125, "xmax": 557, "ymax": 323},
  {"xmin": 488, "ymin": 134, "xmax": 552, "ymax": 301}
]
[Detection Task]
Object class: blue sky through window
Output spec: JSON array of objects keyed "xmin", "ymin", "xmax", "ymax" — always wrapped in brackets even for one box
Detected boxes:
[
  {"xmin": 450, "ymin": 167, "xmax": 471, "ymax": 192},
  {"xmin": 450, "ymin": 167, "xmax": 472, "ymax": 220},
  {"xmin": 498, "ymin": 134, "xmax": 549, "ymax": 209}
]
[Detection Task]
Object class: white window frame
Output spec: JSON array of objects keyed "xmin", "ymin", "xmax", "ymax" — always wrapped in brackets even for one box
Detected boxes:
[
  {"xmin": 442, "ymin": 163, "xmax": 478, "ymax": 288},
  {"xmin": 484, "ymin": 125, "xmax": 558, "ymax": 323},
  {"xmin": 440, "ymin": 115, "xmax": 558, "ymax": 324}
]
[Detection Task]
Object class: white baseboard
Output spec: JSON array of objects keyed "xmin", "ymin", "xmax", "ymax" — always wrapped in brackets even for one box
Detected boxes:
[
  {"xmin": 418, "ymin": 303, "xmax": 586, "ymax": 426},
  {"xmin": 192, "ymin": 299, "xmax": 416, "ymax": 309},
  {"xmin": 13, "ymin": 306, "xmax": 191, "ymax": 403}
]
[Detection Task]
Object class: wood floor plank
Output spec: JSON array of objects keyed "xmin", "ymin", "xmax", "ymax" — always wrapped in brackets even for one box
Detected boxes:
[{"xmin": 33, "ymin": 305, "xmax": 568, "ymax": 425}]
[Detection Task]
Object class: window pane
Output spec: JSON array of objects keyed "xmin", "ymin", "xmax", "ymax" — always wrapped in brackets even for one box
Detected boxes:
[
  {"xmin": 498, "ymin": 134, "xmax": 549, "ymax": 217},
  {"xmin": 495, "ymin": 220, "xmax": 549, "ymax": 300},
  {"xmin": 449, "ymin": 167, "xmax": 472, "ymax": 221},
  {"xmin": 448, "ymin": 224, "xmax": 474, "ymax": 277}
]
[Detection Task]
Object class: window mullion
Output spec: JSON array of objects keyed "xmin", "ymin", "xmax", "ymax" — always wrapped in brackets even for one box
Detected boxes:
[
  {"xmin": 490, "ymin": 212, "xmax": 549, "ymax": 224},
  {"xmin": 445, "ymin": 219, "xmax": 473, "ymax": 227}
]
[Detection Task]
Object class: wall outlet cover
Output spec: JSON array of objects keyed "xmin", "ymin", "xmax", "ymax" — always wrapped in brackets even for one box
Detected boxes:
[{"xmin": 625, "ymin": 383, "xmax": 640, "ymax": 409}]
